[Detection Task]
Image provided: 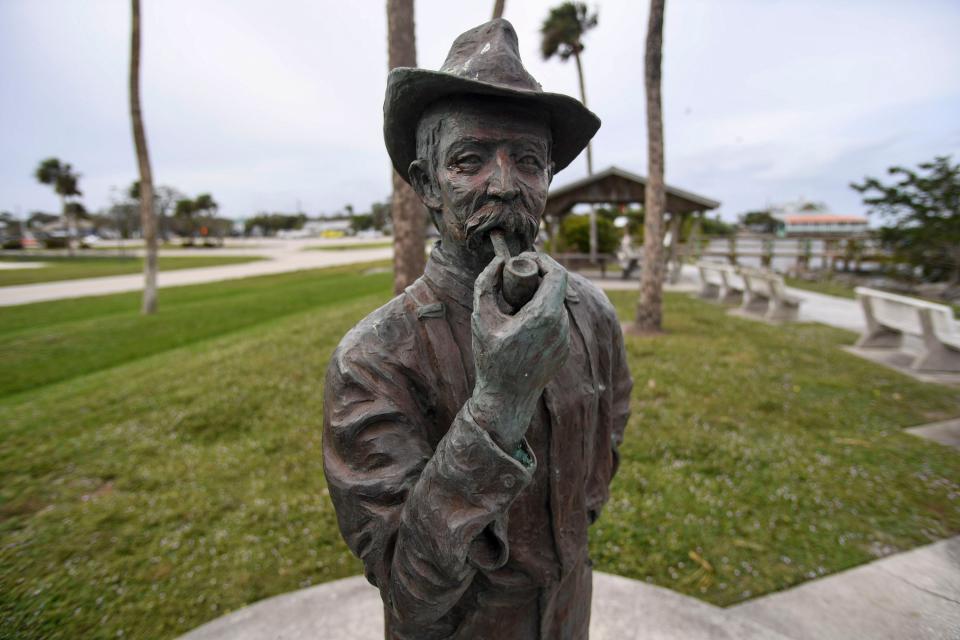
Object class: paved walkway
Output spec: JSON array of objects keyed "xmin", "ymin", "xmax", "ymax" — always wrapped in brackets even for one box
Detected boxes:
[
  {"xmin": 732, "ymin": 536, "xmax": 960, "ymax": 640},
  {"xmin": 595, "ymin": 265, "xmax": 865, "ymax": 333},
  {"xmin": 178, "ymin": 536, "xmax": 959, "ymax": 640},
  {"xmin": 0, "ymin": 240, "xmax": 392, "ymax": 306},
  {"xmin": 178, "ymin": 571, "xmax": 790, "ymax": 640}
]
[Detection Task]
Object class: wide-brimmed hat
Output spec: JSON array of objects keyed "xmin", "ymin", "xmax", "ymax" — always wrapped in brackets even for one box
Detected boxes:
[{"xmin": 384, "ymin": 18, "xmax": 600, "ymax": 183}]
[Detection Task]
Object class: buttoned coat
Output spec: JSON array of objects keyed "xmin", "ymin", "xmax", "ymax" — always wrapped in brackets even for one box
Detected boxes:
[{"xmin": 323, "ymin": 253, "xmax": 632, "ymax": 639}]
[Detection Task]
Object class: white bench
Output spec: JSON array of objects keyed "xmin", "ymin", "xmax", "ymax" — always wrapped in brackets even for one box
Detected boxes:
[
  {"xmin": 740, "ymin": 268, "xmax": 803, "ymax": 322},
  {"xmin": 697, "ymin": 261, "xmax": 744, "ymax": 303},
  {"xmin": 855, "ymin": 287, "xmax": 960, "ymax": 372}
]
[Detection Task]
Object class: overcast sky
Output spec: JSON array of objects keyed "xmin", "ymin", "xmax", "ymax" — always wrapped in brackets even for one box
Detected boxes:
[{"xmin": 2, "ymin": 0, "xmax": 958, "ymax": 221}]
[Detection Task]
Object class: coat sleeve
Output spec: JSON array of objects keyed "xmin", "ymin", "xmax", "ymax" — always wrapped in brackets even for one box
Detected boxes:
[{"xmin": 322, "ymin": 321, "xmax": 536, "ymax": 637}]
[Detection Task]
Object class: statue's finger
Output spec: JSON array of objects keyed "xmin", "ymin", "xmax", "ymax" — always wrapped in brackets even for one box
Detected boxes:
[
  {"xmin": 532, "ymin": 252, "xmax": 565, "ymax": 276},
  {"xmin": 519, "ymin": 262, "xmax": 567, "ymax": 321},
  {"xmin": 473, "ymin": 256, "xmax": 505, "ymax": 313}
]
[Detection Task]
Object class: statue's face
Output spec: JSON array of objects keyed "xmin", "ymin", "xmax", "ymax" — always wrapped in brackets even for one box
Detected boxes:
[{"xmin": 410, "ymin": 99, "xmax": 553, "ymax": 263}]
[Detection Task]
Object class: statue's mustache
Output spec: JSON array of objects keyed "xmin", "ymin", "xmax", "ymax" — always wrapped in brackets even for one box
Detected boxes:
[
  {"xmin": 463, "ymin": 203, "xmax": 538, "ymax": 250},
  {"xmin": 463, "ymin": 192, "xmax": 539, "ymax": 250}
]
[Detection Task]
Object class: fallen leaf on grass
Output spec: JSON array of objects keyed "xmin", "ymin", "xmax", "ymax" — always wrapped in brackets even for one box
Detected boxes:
[
  {"xmin": 732, "ymin": 539, "xmax": 765, "ymax": 551},
  {"xmin": 834, "ymin": 438, "xmax": 871, "ymax": 447},
  {"xmin": 689, "ymin": 550, "xmax": 714, "ymax": 573}
]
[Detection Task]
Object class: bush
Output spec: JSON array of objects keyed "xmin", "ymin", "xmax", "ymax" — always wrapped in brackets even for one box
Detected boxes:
[
  {"xmin": 559, "ymin": 214, "xmax": 621, "ymax": 254},
  {"xmin": 41, "ymin": 235, "xmax": 68, "ymax": 249}
]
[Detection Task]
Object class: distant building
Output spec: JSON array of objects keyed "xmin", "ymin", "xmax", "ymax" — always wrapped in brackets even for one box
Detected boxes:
[{"xmin": 773, "ymin": 213, "xmax": 868, "ymax": 237}]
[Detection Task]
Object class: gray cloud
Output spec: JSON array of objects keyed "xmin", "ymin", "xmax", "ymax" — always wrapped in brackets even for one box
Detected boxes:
[{"xmin": 2, "ymin": 0, "xmax": 958, "ymax": 221}]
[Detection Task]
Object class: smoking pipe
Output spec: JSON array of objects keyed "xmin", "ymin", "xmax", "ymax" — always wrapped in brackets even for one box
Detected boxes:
[{"xmin": 489, "ymin": 229, "xmax": 541, "ymax": 311}]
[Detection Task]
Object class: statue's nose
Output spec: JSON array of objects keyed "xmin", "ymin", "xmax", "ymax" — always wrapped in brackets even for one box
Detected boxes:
[{"xmin": 487, "ymin": 149, "xmax": 519, "ymax": 201}]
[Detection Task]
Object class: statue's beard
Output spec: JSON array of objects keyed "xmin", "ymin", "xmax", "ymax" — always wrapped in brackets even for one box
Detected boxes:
[{"xmin": 462, "ymin": 192, "xmax": 540, "ymax": 252}]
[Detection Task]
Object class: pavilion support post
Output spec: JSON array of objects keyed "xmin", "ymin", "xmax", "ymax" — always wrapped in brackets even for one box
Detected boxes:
[
  {"xmin": 589, "ymin": 207, "xmax": 598, "ymax": 263},
  {"xmin": 691, "ymin": 212, "xmax": 703, "ymax": 261},
  {"xmin": 666, "ymin": 211, "xmax": 683, "ymax": 283},
  {"xmin": 727, "ymin": 232, "xmax": 738, "ymax": 265}
]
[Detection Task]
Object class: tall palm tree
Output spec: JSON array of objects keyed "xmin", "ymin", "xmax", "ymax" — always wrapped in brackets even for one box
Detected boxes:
[
  {"xmin": 387, "ymin": 0, "xmax": 426, "ymax": 295},
  {"xmin": 492, "ymin": 0, "xmax": 506, "ymax": 19},
  {"xmin": 193, "ymin": 193, "xmax": 218, "ymax": 240},
  {"xmin": 174, "ymin": 197, "xmax": 198, "ymax": 241},
  {"xmin": 541, "ymin": 2, "xmax": 598, "ymax": 258},
  {"xmin": 34, "ymin": 158, "xmax": 82, "ymax": 256},
  {"xmin": 541, "ymin": 2, "xmax": 597, "ymax": 175},
  {"xmin": 130, "ymin": 0, "xmax": 159, "ymax": 314},
  {"xmin": 632, "ymin": 0, "xmax": 667, "ymax": 334}
]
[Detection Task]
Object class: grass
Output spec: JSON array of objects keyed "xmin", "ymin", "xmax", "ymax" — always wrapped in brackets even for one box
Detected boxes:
[
  {"xmin": 304, "ymin": 241, "xmax": 392, "ymax": 251},
  {"xmin": 0, "ymin": 255, "xmax": 264, "ymax": 287},
  {"xmin": 784, "ymin": 276, "xmax": 857, "ymax": 299},
  {"xmin": 1, "ymin": 266, "xmax": 958, "ymax": 639},
  {"xmin": 595, "ymin": 291, "xmax": 960, "ymax": 605}
]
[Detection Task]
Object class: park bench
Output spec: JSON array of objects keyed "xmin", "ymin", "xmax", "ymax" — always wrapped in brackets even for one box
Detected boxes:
[
  {"xmin": 696, "ymin": 261, "xmax": 744, "ymax": 303},
  {"xmin": 739, "ymin": 267, "xmax": 803, "ymax": 322},
  {"xmin": 854, "ymin": 287, "xmax": 960, "ymax": 372},
  {"xmin": 554, "ymin": 252, "xmax": 617, "ymax": 278}
]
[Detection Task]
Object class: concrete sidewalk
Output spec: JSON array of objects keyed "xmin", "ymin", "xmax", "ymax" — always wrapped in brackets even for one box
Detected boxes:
[
  {"xmin": 732, "ymin": 536, "xmax": 960, "ymax": 639},
  {"xmin": 595, "ymin": 265, "xmax": 865, "ymax": 334},
  {"xmin": 178, "ymin": 536, "xmax": 960, "ymax": 640},
  {"xmin": 0, "ymin": 244, "xmax": 392, "ymax": 306},
  {"xmin": 177, "ymin": 571, "xmax": 790, "ymax": 640}
]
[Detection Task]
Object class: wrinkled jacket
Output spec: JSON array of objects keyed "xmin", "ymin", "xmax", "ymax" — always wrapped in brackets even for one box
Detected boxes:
[{"xmin": 323, "ymin": 254, "xmax": 632, "ymax": 639}]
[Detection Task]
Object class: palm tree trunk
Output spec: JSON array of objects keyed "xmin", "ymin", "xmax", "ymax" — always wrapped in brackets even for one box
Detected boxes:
[
  {"xmin": 492, "ymin": 0, "xmax": 505, "ymax": 19},
  {"xmin": 632, "ymin": 0, "xmax": 667, "ymax": 334},
  {"xmin": 387, "ymin": 0, "xmax": 426, "ymax": 295},
  {"xmin": 59, "ymin": 194, "xmax": 75, "ymax": 257},
  {"xmin": 130, "ymin": 0, "xmax": 158, "ymax": 314},
  {"xmin": 572, "ymin": 49, "xmax": 597, "ymax": 263}
]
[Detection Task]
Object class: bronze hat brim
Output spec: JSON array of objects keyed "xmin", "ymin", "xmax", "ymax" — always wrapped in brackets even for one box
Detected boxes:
[{"xmin": 383, "ymin": 67, "xmax": 601, "ymax": 183}]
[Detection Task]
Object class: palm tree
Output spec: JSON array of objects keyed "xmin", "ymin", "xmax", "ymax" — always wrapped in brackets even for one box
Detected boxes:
[
  {"xmin": 387, "ymin": 0, "xmax": 426, "ymax": 294},
  {"xmin": 130, "ymin": 0, "xmax": 159, "ymax": 314},
  {"xmin": 632, "ymin": 0, "xmax": 667, "ymax": 334},
  {"xmin": 492, "ymin": 0, "xmax": 506, "ymax": 19},
  {"xmin": 541, "ymin": 2, "xmax": 598, "ymax": 258},
  {"xmin": 34, "ymin": 157, "xmax": 82, "ymax": 256},
  {"xmin": 541, "ymin": 3, "xmax": 597, "ymax": 175},
  {"xmin": 193, "ymin": 193, "xmax": 218, "ymax": 241},
  {"xmin": 174, "ymin": 197, "xmax": 198, "ymax": 242}
]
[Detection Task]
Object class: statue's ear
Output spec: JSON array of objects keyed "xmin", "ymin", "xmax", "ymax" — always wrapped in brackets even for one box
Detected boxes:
[
  {"xmin": 547, "ymin": 160, "xmax": 555, "ymax": 187},
  {"xmin": 408, "ymin": 159, "xmax": 441, "ymax": 210}
]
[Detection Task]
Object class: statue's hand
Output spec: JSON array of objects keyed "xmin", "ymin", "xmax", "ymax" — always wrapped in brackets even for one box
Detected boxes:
[{"xmin": 469, "ymin": 252, "xmax": 570, "ymax": 451}]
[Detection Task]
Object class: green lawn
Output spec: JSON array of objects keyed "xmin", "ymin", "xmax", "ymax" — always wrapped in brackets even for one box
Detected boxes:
[
  {"xmin": 0, "ymin": 255, "xmax": 264, "ymax": 287},
  {"xmin": 1, "ymin": 265, "xmax": 958, "ymax": 639},
  {"xmin": 784, "ymin": 276, "xmax": 857, "ymax": 300}
]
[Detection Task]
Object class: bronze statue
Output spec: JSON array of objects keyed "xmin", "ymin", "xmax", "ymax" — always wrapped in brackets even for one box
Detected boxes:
[{"xmin": 323, "ymin": 19, "xmax": 632, "ymax": 640}]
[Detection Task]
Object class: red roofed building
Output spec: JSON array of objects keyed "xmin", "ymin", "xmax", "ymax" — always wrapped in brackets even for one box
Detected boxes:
[{"xmin": 774, "ymin": 213, "xmax": 868, "ymax": 237}]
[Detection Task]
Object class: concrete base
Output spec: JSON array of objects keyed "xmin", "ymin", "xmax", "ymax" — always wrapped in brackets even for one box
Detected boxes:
[
  {"xmin": 179, "ymin": 537, "xmax": 960, "ymax": 639},
  {"xmin": 907, "ymin": 418, "xmax": 960, "ymax": 450},
  {"xmin": 732, "ymin": 537, "xmax": 960, "ymax": 640},
  {"xmin": 842, "ymin": 346, "xmax": 960, "ymax": 386},
  {"xmin": 177, "ymin": 572, "xmax": 789, "ymax": 640}
]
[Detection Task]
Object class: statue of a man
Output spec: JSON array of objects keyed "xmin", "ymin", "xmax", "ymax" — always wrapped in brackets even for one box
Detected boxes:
[{"xmin": 323, "ymin": 19, "xmax": 632, "ymax": 640}]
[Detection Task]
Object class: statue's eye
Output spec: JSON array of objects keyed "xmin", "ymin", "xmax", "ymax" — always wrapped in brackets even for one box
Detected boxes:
[
  {"xmin": 454, "ymin": 154, "xmax": 482, "ymax": 167},
  {"xmin": 519, "ymin": 155, "xmax": 542, "ymax": 169}
]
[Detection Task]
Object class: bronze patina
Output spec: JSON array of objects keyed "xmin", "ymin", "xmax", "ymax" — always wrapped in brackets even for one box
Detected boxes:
[{"xmin": 323, "ymin": 19, "xmax": 632, "ymax": 639}]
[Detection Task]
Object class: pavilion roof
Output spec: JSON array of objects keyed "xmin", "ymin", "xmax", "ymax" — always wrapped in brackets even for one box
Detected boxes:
[{"xmin": 544, "ymin": 165, "xmax": 721, "ymax": 218}]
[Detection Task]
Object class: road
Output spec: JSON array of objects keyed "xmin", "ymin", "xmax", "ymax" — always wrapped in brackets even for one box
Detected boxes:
[{"xmin": 0, "ymin": 239, "xmax": 393, "ymax": 307}]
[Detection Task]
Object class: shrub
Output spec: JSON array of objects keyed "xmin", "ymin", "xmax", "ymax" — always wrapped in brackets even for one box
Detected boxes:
[{"xmin": 559, "ymin": 214, "xmax": 621, "ymax": 254}]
